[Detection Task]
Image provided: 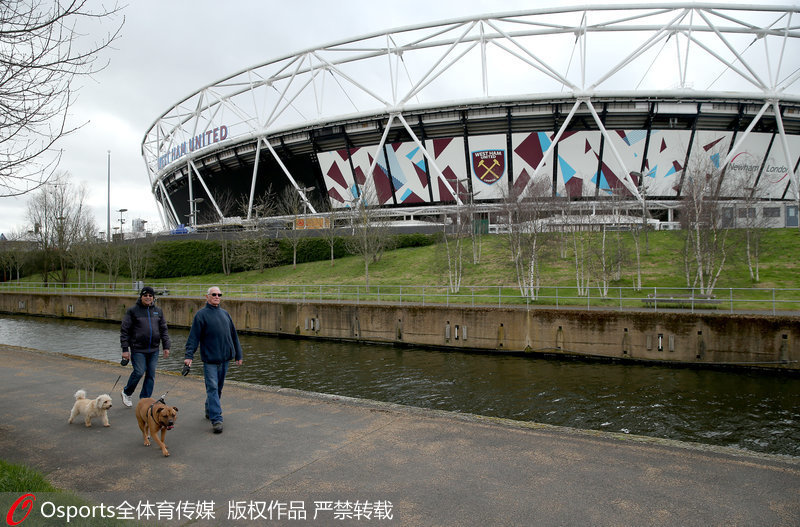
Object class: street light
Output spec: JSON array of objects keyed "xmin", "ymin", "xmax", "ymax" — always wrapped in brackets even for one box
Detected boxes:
[
  {"xmin": 107, "ymin": 151, "xmax": 111, "ymax": 242},
  {"xmin": 117, "ymin": 208, "xmax": 128, "ymax": 238},
  {"xmin": 189, "ymin": 198, "xmax": 204, "ymax": 227}
]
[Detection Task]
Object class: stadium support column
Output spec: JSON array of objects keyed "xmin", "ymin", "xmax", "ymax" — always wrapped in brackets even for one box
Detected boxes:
[
  {"xmin": 719, "ymin": 102, "xmax": 772, "ymax": 184},
  {"xmin": 262, "ymin": 136, "xmax": 317, "ymax": 214},
  {"xmin": 187, "ymin": 160, "xmax": 194, "ymax": 226},
  {"xmin": 585, "ymin": 99, "xmax": 642, "ymax": 203},
  {"xmin": 363, "ymin": 114, "xmax": 396, "ymax": 205},
  {"xmin": 157, "ymin": 179, "xmax": 179, "ymax": 228},
  {"xmin": 188, "ymin": 160, "xmax": 224, "ymax": 221},
  {"xmin": 506, "ymin": 108, "xmax": 514, "ymax": 190},
  {"xmin": 308, "ymin": 133, "xmax": 327, "ymax": 208},
  {"xmin": 418, "ymin": 115, "xmax": 435, "ymax": 203},
  {"xmin": 676, "ymin": 104, "xmax": 700, "ymax": 198},
  {"xmin": 772, "ymin": 100, "xmax": 800, "ymax": 229},
  {"xmin": 396, "ymin": 113, "xmax": 459, "ymax": 205},
  {"xmin": 247, "ymin": 138, "xmax": 262, "ymax": 220},
  {"xmin": 523, "ymin": 100, "xmax": 582, "ymax": 202}
]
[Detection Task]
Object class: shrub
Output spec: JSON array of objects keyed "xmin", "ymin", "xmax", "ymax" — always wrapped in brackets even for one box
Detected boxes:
[{"xmin": 149, "ymin": 240, "xmax": 222, "ymax": 277}]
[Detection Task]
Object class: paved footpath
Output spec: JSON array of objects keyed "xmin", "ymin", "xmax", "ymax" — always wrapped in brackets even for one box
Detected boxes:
[{"xmin": 1, "ymin": 344, "xmax": 799, "ymax": 526}]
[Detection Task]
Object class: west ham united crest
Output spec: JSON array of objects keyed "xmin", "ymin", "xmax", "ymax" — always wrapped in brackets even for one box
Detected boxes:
[{"xmin": 472, "ymin": 150, "xmax": 505, "ymax": 184}]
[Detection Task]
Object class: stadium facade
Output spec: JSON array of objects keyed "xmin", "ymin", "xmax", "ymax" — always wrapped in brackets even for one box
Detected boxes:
[{"xmin": 141, "ymin": 3, "xmax": 800, "ymax": 232}]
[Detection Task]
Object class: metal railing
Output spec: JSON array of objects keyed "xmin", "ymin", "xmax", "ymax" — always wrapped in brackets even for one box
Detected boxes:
[{"xmin": 1, "ymin": 281, "xmax": 799, "ymax": 315}]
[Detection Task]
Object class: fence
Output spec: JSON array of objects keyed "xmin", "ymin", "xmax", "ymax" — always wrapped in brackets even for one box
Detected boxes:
[{"xmin": 1, "ymin": 281, "xmax": 799, "ymax": 315}]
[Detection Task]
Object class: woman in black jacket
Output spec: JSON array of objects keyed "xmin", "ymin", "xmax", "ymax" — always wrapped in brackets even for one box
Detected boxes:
[{"xmin": 119, "ymin": 286, "xmax": 171, "ymax": 407}]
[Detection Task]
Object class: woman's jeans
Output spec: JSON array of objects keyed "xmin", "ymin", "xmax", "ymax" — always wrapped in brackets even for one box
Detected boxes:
[
  {"xmin": 203, "ymin": 361, "xmax": 229, "ymax": 424},
  {"xmin": 123, "ymin": 351, "xmax": 159, "ymax": 399}
]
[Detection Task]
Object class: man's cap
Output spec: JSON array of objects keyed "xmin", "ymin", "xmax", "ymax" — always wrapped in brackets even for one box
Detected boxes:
[{"xmin": 140, "ymin": 286, "xmax": 156, "ymax": 297}]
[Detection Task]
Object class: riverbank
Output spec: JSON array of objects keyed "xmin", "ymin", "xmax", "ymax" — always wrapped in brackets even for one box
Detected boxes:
[
  {"xmin": 2, "ymin": 291, "xmax": 798, "ymax": 371},
  {"xmin": 1, "ymin": 344, "xmax": 798, "ymax": 526}
]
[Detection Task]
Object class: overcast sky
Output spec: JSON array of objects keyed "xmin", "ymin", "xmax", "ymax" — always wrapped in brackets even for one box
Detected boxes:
[{"xmin": 0, "ymin": 0, "xmax": 795, "ymax": 236}]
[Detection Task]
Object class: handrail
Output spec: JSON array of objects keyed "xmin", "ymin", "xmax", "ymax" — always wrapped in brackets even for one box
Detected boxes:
[{"xmin": 1, "ymin": 282, "xmax": 798, "ymax": 315}]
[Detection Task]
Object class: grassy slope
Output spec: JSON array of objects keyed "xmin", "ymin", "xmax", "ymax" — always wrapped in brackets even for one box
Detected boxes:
[{"xmin": 163, "ymin": 229, "xmax": 800, "ymax": 291}]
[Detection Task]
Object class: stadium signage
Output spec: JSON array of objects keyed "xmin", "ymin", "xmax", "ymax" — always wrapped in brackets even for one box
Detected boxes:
[
  {"xmin": 472, "ymin": 150, "xmax": 506, "ymax": 184},
  {"xmin": 158, "ymin": 125, "xmax": 229, "ymax": 170},
  {"xmin": 729, "ymin": 151, "xmax": 790, "ymax": 183},
  {"xmin": 728, "ymin": 151, "xmax": 760, "ymax": 175}
]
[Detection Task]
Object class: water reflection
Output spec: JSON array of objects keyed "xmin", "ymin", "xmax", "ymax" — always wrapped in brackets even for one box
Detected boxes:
[{"xmin": 1, "ymin": 314, "xmax": 797, "ymax": 456}]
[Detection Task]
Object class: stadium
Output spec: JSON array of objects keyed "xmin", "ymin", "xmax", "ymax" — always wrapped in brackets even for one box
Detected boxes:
[{"xmin": 141, "ymin": 3, "xmax": 800, "ymax": 233}]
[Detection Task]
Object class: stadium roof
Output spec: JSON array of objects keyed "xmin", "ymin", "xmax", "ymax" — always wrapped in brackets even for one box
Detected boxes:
[{"xmin": 142, "ymin": 3, "xmax": 800, "ymax": 227}]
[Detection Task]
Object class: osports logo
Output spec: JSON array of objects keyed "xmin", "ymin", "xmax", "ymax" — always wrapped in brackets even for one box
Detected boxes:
[
  {"xmin": 6, "ymin": 494, "xmax": 35, "ymax": 526},
  {"xmin": 472, "ymin": 150, "xmax": 505, "ymax": 184}
]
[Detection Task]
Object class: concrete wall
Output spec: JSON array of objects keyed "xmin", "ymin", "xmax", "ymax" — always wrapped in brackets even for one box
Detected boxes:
[{"xmin": 1, "ymin": 292, "xmax": 797, "ymax": 371}]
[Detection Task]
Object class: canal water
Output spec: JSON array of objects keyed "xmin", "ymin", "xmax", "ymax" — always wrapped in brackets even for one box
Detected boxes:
[{"xmin": 1, "ymin": 314, "xmax": 798, "ymax": 457}]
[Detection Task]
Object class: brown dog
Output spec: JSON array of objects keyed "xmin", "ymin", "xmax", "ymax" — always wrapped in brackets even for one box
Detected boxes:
[{"xmin": 135, "ymin": 398, "xmax": 178, "ymax": 457}]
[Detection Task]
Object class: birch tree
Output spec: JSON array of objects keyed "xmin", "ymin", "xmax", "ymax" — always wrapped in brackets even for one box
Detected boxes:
[
  {"xmin": 346, "ymin": 189, "xmax": 390, "ymax": 291},
  {"xmin": 680, "ymin": 157, "xmax": 735, "ymax": 296},
  {"xmin": 502, "ymin": 180, "xmax": 551, "ymax": 299}
]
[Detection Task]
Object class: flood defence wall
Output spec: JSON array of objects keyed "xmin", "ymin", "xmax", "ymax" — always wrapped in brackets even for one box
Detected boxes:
[{"xmin": 1, "ymin": 292, "xmax": 797, "ymax": 371}]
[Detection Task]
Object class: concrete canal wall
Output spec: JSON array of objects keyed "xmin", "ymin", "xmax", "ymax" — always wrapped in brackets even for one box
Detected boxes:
[{"xmin": 1, "ymin": 292, "xmax": 798, "ymax": 371}]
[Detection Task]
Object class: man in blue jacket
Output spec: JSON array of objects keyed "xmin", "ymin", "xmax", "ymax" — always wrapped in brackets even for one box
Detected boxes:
[
  {"xmin": 120, "ymin": 286, "xmax": 171, "ymax": 407},
  {"xmin": 184, "ymin": 286, "xmax": 243, "ymax": 434}
]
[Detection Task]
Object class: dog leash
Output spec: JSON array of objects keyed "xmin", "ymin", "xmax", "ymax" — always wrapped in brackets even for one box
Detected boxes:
[
  {"xmin": 157, "ymin": 363, "xmax": 191, "ymax": 404},
  {"xmin": 110, "ymin": 375, "xmax": 122, "ymax": 393},
  {"xmin": 111, "ymin": 355, "xmax": 130, "ymax": 393}
]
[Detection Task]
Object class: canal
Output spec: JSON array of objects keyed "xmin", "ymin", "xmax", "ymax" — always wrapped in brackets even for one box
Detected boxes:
[{"xmin": 1, "ymin": 314, "xmax": 798, "ymax": 457}]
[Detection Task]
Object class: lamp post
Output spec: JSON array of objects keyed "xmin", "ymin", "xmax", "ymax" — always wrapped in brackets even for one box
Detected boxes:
[
  {"xmin": 107, "ymin": 151, "xmax": 111, "ymax": 242},
  {"xmin": 189, "ymin": 198, "xmax": 204, "ymax": 227},
  {"xmin": 117, "ymin": 208, "xmax": 127, "ymax": 239}
]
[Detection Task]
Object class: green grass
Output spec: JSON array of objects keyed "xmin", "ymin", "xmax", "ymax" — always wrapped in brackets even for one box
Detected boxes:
[
  {"xmin": 0, "ymin": 460, "xmax": 150, "ymax": 526},
  {"xmin": 8, "ymin": 229, "xmax": 800, "ymax": 308},
  {"xmin": 167, "ymin": 229, "xmax": 800, "ymax": 289},
  {"xmin": 0, "ymin": 459, "xmax": 59, "ymax": 492}
]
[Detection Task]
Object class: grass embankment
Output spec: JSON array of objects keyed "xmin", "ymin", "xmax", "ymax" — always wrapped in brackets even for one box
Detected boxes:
[
  {"xmin": 159, "ymin": 229, "xmax": 800, "ymax": 290},
  {"xmin": 12, "ymin": 229, "xmax": 800, "ymax": 308}
]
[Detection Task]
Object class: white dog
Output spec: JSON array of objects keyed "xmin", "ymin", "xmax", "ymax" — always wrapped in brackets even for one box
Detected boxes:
[{"xmin": 68, "ymin": 390, "xmax": 113, "ymax": 427}]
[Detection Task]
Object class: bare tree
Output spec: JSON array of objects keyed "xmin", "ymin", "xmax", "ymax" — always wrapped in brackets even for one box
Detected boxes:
[
  {"xmin": 735, "ymin": 185, "xmax": 769, "ymax": 282},
  {"xmin": 459, "ymin": 184, "xmax": 484, "ymax": 265},
  {"xmin": 0, "ymin": 229, "xmax": 30, "ymax": 281},
  {"xmin": 126, "ymin": 238, "xmax": 151, "ymax": 284},
  {"xmin": 100, "ymin": 241, "xmax": 121, "ymax": 290},
  {"xmin": 71, "ymin": 216, "xmax": 100, "ymax": 284},
  {"xmin": 234, "ymin": 188, "xmax": 280, "ymax": 272},
  {"xmin": 442, "ymin": 213, "xmax": 465, "ymax": 294},
  {"xmin": 590, "ymin": 192, "xmax": 629, "ymax": 297},
  {"xmin": 323, "ymin": 205, "xmax": 341, "ymax": 267},
  {"xmin": 565, "ymin": 201, "xmax": 593, "ymax": 297},
  {"xmin": 626, "ymin": 188, "xmax": 648, "ymax": 292},
  {"xmin": 589, "ymin": 226, "xmax": 622, "ymax": 298},
  {"xmin": 276, "ymin": 187, "xmax": 305, "ymax": 269},
  {"xmin": 0, "ymin": 1, "xmax": 124, "ymax": 196},
  {"xmin": 197, "ymin": 188, "xmax": 238, "ymax": 275},
  {"xmin": 680, "ymin": 156, "xmax": 736, "ymax": 296},
  {"xmin": 346, "ymin": 189, "xmax": 391, "ymax": 291},
  {"xmin": 25, "ymin": 172, "xmax": 90, "ymax": 283},
  {"xmin": 501, "ymin": 179, "xmax": 551, "ymax": 299},
  {"xmin": 442, "ymin": 183, "xmax": 470, "ymax": 294}
]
